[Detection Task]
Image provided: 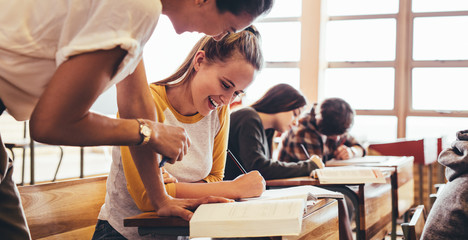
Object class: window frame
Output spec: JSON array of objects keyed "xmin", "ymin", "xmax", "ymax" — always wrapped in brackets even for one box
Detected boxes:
[{"xmin": 310, "ymin": 0, "xmax": 468, "ymax": 138}]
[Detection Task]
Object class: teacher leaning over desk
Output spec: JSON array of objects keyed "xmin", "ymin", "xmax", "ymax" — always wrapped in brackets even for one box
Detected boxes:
[{"xmin": 0, "ymin": 0, "xmax": 273, "ymax": 239}]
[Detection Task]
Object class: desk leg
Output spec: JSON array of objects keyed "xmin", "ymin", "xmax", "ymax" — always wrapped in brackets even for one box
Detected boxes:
[
  {"xmin": 418, "ymin": 164, "xmax": 423, "ymax": 205},
  {"xmin": 321, "ymin": 186, "xmax": 360, "ymax": 240},
  {"xmin": 80, "ymin": 147, "xmax": 84, "ymax": 178},
  {"xmin": 30, "ymin": 139, "xmax": 34, "ymax": 185},
  {"xmin": 428, "ymin": 164, "xmax": 433, "ymax": 195}
]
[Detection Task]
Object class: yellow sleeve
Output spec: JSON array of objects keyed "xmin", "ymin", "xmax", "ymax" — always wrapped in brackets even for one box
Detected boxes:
[
  {"xmin": 121, "ymin": 147, "xmax": 176, "ymax": 211},
  {"xmin": 203, "ymin": 106, "xmax": 230, "ymax": 182},
  {"xmin": 120, "ymin": 84, "xmax": 176, "ymax": 212}
]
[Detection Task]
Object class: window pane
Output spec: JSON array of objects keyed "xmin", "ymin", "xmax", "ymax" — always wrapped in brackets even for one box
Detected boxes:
[
  {"xmin": 92, "ymin": 86, "xmax": 117, "ymax": 115},
  {"xmin": 327, "ymin": 0, "xmax": 399, "ymax": 16},
  {"xmin": 326, "ymin": 19, "xmax": 396, "ymax": 61},
  {"xmin": 406, "ymin": 117, "xmax": 468, "ymax": 145},
  {"xmin": 264, "ymin": 0, "xmax": 302, "ymax": 18},
  {"xmin": 413, "ymin": 16, "xmax": 468, "ymax": 60},
  {"xmin": 412, "ymin": 68, "xmax": 468, "ymax": 111},
  {"xmin": 243, "ymin": 68, "xmax": 300, "ymax": 105},
  {"xmin": 350, "ymin": 115, "xmax": 398, "ymax": 143},
  {"xmin": 143, "ymin": 16, "xmax": 203, "ymax": 82},
  {"xmin": 413, "ymin": 0, "xmax": 468, "ymax": 13},
  {"xmin": 323, "ymin": 68, "xmax": 395, "ymax": 110},
  {"xmin": 256, "ymin": 22, "xmax": 301, "ymax": 62}
]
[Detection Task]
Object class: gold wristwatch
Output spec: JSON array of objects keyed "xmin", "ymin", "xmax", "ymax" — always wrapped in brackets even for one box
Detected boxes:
[{"xmin": 136, "ymin": 119, "xmax": 151, "ymax": 145}]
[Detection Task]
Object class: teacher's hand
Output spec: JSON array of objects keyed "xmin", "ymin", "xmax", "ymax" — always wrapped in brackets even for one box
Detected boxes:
[{"xmin": 148, "ymin": 121, "xmax": 192, "ymax": 164}]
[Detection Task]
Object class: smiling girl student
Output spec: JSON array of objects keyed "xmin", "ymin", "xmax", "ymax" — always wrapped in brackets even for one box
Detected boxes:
[
  {"xmin": 0, "ymin": 0, "xmax": 273, "ymax": 239},
  {"xmin": 94, "ymin": 27, "xmax": 266, "ymax": 239}
]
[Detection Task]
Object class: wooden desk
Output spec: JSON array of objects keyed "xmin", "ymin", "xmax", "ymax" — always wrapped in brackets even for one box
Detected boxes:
[
  {"xmin": 267, "ymin": 173, "xmax": 393, "ymax": 240},
  {"xmin": 124, "ymin": 198, "xmax": 339, "ymax": 240},
  {"xmin": 326, "ymin": 156, "xmax": 415, "ymax": 240}
]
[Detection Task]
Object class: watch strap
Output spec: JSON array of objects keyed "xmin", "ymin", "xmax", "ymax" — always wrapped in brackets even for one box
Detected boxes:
[{"xmin": 136, "ymin": 118, "xmax": 151, "ymax": 145}]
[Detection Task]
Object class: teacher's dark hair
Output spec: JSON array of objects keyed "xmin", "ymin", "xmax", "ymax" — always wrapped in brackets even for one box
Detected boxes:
[
  {"xmin": 251, "ymin": 84, "xmax": 307, "ymax": 114},
  {"xmin": 216, "ymin": 0, "xmax": 274, "ymax": 18}
]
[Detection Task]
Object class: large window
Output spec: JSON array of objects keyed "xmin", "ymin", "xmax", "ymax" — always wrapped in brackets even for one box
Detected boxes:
[
  {"xmin": 320, "ymin": 0, "xmax": 468, "ymax": 143},
  {"xmin": 243, "ymin": 0, "xmax": 303, "ymax": 105},
  {"xmin": 96, "ymin": 0, "xmax": 468, "ymax": 144}
]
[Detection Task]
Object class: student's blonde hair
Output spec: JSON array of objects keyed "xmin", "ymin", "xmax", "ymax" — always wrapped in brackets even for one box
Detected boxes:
[{"xmin": 154, "ymin": 26, "xmax": 263, "ymax": 86}]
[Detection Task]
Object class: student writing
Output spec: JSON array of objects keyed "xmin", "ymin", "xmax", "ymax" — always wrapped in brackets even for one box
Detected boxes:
[
  {"xmin": 278, "ymin": 97, "xmax": 366, "ymax": 164},
  {"xmin": 224, "ymin": 84, "xmax": 324, "ymax": 181},
  {"xmin": 95, "ymin": 28, "xmax": 266, "ymax": 239}
]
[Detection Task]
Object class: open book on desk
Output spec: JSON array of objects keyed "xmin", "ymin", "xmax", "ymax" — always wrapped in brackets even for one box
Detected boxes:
[
  {"xmin": 190, "ymin": 186, "xmax": 342, "ymax": 238},
  {"xmin": 325, "ymin": 156, "xmax": 406, "ymax": 167},
  {"xmin": 311, "ymin": 166, "xmax": 386, "ymax": 184},
  {"xmin": 241, "ymin": 185, "xmax": 343, "ymax": 201}
]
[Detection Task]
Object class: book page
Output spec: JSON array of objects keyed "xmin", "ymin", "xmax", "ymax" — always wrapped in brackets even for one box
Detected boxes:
[
  {"xmin": 326, "ymin": 156, "xmax": 410, "ymax": 167},
  {"xmin": 190, "ymin": 199, "xmax": 304, "ymax": 238},
  {"xmin": 241, "ymin": 185, "xmax": 343, "ymax": 201},
  {"xmin": 312, "ymin": 167, "xmax": 386, "ymax": 184},
  {"xmin": 191, "ymin": 199, "xmax": 304, "ymax": 221},
  {"xmin": 326, "ymin": 156, "xmax": 388, "ymax": 166}
]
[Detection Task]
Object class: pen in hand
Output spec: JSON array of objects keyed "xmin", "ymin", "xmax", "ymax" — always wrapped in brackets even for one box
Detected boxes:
[
  {"xmin": 335, "ymin": 136, "xmax": 346, "ymax": 148},
  {"xmin": 227, "ymin": 149, "xmax": 247, "ymax": 174},
  {"xmin": 301, "ymin": 143, "xmax": 324, "ymax": 168},
  {"xmin": 300, "ymin": 144, "xmax": 311, "ymax": 159},
  {"xmin": 159, "ymin": 156, "xmax": 170, "ymax": 168}
]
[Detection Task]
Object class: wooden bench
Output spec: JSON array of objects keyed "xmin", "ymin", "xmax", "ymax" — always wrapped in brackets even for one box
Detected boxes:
[
  {"xmin": 18, "ymin": 176, "xmax": 107, "ymax": 239},
  {"xmin": 401, "ymin": 205, "xmax": 426, "ymax": 240}
]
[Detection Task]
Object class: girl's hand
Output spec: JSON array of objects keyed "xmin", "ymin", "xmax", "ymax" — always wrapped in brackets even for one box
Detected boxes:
[
  {"xmin": 231, "ymin": 171, "xmax": 266, "ymax": 198},
  {"xmin": 334, "ymin": 145, "xmax": 353, "ymax": 160},
  {"xmin": 156, "ymin": 196, "xmax": 234, "ymax": 221},
  {"xmin": 309, "ymin": 155, "xmax": 325, "ymax": 169},
  {"xmin": 161, "ymin": 167, "xmax": 178, "ymax": 184}
]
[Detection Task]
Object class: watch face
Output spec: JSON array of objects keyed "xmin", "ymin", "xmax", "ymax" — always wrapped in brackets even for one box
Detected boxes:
[{"xmin": 142, "ymin": 125, "xmax": 151, "ymax": 136}]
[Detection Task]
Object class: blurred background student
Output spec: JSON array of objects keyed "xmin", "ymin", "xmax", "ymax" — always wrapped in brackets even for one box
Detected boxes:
[
  {"xmin": 224, "ymin": 85, "xmax": 353, "ymax": 240},
  {"xmin": 277, "ymin": 97, "xmax": 366, "ymax": 165},
  {"xmin": 224, "ymin": 84, "xmax": 324, "ymax": 181}
]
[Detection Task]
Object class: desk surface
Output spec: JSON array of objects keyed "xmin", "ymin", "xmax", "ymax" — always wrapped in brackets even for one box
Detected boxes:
[{"xmin": 124, "ymin": 198, "xmax": 339, "ymax": 240}]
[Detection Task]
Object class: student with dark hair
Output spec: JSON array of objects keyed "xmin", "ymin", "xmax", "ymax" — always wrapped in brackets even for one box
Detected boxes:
[
  {"xmin": 224, "ymin": 84, "xmax": 324, "ymax": 181},
  {"xmin": 278, "ymin": 97, "xmax": 366, "ymax": 164},
  {"xmin": 225, "ymin": 87, "xmax": 353, "ymax": 240},
  {"xmin": 0, "ymin": 0, "xmax": 274, "ymax": 239}
]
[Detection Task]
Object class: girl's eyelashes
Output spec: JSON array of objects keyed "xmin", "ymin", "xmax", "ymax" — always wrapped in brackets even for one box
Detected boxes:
[{"xmin": 222, "ymin": 81, "xmax": 230, "ymax": 89}]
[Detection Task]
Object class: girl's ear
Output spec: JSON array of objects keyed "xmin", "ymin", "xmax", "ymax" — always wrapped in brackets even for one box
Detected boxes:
[
  {"xmin": 193, "ymin": 50, "xmax": 206, "ymax": 71},
  {"xmin": 194, "ymin": 0, "xmax": 209, "ymax": 7}
]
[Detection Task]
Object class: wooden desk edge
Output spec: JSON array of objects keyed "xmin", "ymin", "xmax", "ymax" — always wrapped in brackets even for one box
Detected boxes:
[
  {"xmin": 124, "ymin": 198, "xmax": 337, "ymax": 228},
  {"xmin": 124, "ymin": 214, "xmax": 188, "ymax": 227}
]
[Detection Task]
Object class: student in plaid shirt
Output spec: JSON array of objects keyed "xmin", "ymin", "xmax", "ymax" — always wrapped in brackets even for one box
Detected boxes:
[{"xmin": 277, "ymin": 97, "xmax": 366, "ymax": 164}]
